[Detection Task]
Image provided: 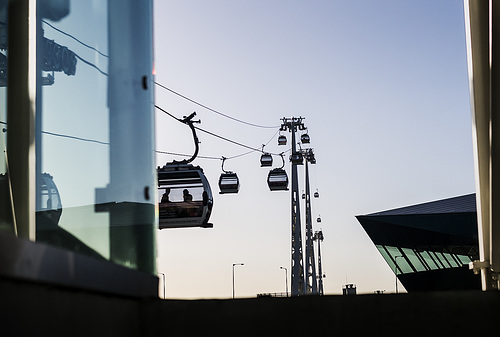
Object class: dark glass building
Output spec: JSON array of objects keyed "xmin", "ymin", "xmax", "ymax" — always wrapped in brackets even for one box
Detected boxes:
[{"xmin": 356, "ymin": 194, "xmax": 481, "ymax": 292}]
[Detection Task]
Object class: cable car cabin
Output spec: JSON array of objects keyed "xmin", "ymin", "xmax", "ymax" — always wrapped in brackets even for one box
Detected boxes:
[
  {"xmin": 290, "ymin": 153, "xmax": 304, "ymax": 165},
  {"xmin": 260, "ymin": 153, "xmax": 273, "ymax": 167},
  {"xmin": 38, "ymin": 173, "xmax": 63, "ymax": 226},
  {"xmin": 278, "ymin": 135, "xmax": 287, "ymax": 146},
  {"xmin": 314, "ymin": 190, "xmax": 319, "ymax": 198},
  {"xmin": 157, "ymin": 163, "xmax": 213, "ymax": 229},
  {"xmin": 301, "ymin": 133, "xmax": 310, "ymax": 144},
  {"xmin": 317, "ymin": 216, "xmax": 322, "ymax": 223},
  {"xmin": 219, "ymin": 172, "xmax": 240, "ymax": 194},
  {"xmin": 267, "ymin": 168, "xmax": 289, "ymax": 191}
]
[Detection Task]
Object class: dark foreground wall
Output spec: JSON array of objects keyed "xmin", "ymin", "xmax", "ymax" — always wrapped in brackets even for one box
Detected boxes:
[{"xmin": 1, "ymin": 277, "xmax": 498, "ymax": 336}]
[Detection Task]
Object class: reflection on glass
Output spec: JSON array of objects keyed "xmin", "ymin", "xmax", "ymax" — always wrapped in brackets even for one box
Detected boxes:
[
  {"xmin": 37, "ymin": 0, "xmax": 110, "ymax": 259},
  {"xmin": 0, "ymin": 1, "xmax": 13, "ymax": 235},
  {"xmin": 35, "ymin": 0, "xmax": 156, "ymax": 273}
]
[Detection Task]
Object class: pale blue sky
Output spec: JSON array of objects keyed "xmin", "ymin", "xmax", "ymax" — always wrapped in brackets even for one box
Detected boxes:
[{"xmin": 153, "ymin": 0, "xmax": 473, "ymax": 298}]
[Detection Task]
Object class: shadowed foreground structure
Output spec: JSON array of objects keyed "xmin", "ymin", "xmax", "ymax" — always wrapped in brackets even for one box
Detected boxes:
[{"xmin": 1, "ymin": 277, "xmax": 498, "ymax": 336}]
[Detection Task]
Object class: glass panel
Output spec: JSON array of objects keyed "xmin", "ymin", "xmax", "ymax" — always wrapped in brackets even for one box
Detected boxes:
[
  {"xmin": 385, "ymin": 246, "xmax": 413, "ymax": 274},
  {"xmin": 0, "ymin": 2, "xmax": 13, "ymax": 235},
  {"xmin": 402, "ymin": 248, "xmax": 427, "ymax": 272},
  {"xmin": 457, "ymin": 254, "xmax": 472, "ymax": 265},
  {"xmin": 434, "ymin": 252, "xmax": 452, "ymax": 268},
  {"xmin": 36, "ymin": 1, "xmax": 155, "ymax": 273},
  {"xmin": 443, "ymin": 253, "xmax": 461, "ymax": 267},
  {"xmin": 376, "ymin": 245, "xmax": 396, "ymax": 272},
  {"xmin": 420, "ymin": 251, "xmax": 440, "ymax": 270},
  {"xmin": 443, "ymin": 253, "xmax": 459, "ymax": 267}
]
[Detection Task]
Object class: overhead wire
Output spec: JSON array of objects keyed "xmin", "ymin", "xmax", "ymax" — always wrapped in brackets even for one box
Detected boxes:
[
  {"xmin": 42, "ymin": 20, "xmax": 109, "ymax": 58},
  {"xmin": 154, "ymin": 81, "xmax": 280, "ymax": 129},
  {"xmin": 155, "ymin": 105, "xmax": 288, "ymax": 161},
  {"xmin": 42, "ymin": 20, "xmax": 108, "ymax": 76},
  {"xmin": 39, "ymin": 22, "xmax": 289, "ymax": 162}
]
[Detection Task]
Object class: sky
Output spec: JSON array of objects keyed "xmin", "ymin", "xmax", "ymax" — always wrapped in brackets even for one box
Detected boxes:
[{"xmin": 153, "ymin": 0, "xmax": 474, "ymax": 299}]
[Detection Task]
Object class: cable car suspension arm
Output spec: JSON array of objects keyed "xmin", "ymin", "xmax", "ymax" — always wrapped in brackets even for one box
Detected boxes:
[{"xmin": 179, "ymin": 112, "xmax": 201, "ymax": 164}]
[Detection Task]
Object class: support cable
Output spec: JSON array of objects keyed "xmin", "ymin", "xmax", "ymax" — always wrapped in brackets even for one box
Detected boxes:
[{"xmin": 155, "ymin": 81, "xmax": 280, "ymax": 129}]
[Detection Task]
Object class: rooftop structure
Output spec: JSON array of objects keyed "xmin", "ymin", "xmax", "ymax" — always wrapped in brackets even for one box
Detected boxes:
[{"xmin": 356, "ymin": 194, "xmax": 481, "ymax": 292}]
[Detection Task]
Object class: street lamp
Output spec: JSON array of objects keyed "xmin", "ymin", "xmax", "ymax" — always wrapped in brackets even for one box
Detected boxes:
[
  {"xmin": 394, "ymin": 256, "xmax": 403, "ymax": 294},
  {"xmin": 280, "ymin": 266, "xmax": 288, "ymax": 297},
  {"xmin": 232, "ymin": 263, "xmax": 244, "ymax": 299}
]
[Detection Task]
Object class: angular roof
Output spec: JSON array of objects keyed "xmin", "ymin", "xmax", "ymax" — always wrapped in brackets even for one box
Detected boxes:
[{"xmin": 366, "ymin": 193, "xmax": 476, "ymax": 216}]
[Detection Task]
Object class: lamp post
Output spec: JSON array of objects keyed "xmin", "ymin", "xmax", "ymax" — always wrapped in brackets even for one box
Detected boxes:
[
  {"xmin": 158, "ymin": 273, "xmax": 165, "ymax": 299},
  {"xmin": 394, "ymin": 256, "xmax": 403, "ymax": 294},
  {"xmin": 280, "ymin": 266, "xmax": 288, "ymax": 296},
  {"xmin": 232, "ymin": 263, "xmax": 244, "ymax": 299}
]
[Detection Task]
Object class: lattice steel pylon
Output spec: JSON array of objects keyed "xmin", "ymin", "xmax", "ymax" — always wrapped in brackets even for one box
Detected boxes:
[
  {"xmin": 280, "ymin": 117, "xmax": 306, "ymax": 296},
  {"xmin": 314, "ymin": 230, "xmax": 325, "ymax": 295},
  {"xmin": 304, "ymin": 149, "xmax": 318, "ymax": 294}
]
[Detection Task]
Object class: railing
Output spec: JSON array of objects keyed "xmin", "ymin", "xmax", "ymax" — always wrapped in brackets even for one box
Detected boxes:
[{"xmin": 257, "ymin": 292, "xmax": 290, "ymax": 298}]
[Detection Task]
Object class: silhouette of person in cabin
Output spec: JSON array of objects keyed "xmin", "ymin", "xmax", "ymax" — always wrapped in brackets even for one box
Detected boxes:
[
  {"xmin": 161, "ymin": 188, "xmax": 170, "ymax": 203},
  {"xmin": 183, "ymin": 189, "xmax": 193, "ymax": 202}
]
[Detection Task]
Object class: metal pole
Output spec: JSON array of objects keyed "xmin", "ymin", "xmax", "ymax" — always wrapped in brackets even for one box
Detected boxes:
[
  {"xmin": 232, "ymin": 263, "xmax": 244, "ymax": 299},
  {"xmin": 395, "ymin": 255, "xmax": 403, "ymax": 294},
  {"xmin": 158, "ymin": 273, "xmax": 165, "ymax": 299},
  {"xmin": 280, "ymin": 266, "xmax": 288, "ymax": 296}
]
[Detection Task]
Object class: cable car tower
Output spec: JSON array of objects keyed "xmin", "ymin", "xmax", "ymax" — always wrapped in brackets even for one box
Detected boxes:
[
  {"xmin": 313, "ymin": 230, "xmax": 325, "ymax": 295},
  {"xmin": 280, "ymin": 117, "xmax": 306, "ymax": 296},
  {"xmin": 303, "ymin": 148, "xmax": 318, "ymax": 295}
]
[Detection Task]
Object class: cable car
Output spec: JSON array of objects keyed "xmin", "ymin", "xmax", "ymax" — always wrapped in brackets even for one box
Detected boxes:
[
  {"xmin": 157, "ymin": 163, "xmax": 213, "ymax": 229},
  {"xmin": 278, "ymin": 135, "xmax": 287, "ymax": 146},
  {"xmin": 38, "ymin": 172, "xmax": 63, "ymax": 225},
  {"xmin": 219, "ymin": 157, "xmax": 240, "ymax": 194},
  {"xmin": 302, "ymin": 191, "xmax": 306, "ymax": 199},
  {"xmin": 317, "ymin": 215, "xmax": 322, "ymax": 223},
  {"xmin": 290, "ymin": 152, "xmax": 304, "ymax": 165},
  {"xmin": 267, "ymin": 168, "xmax": 289, "ymax": 191},
  {"xmin": 314, "ymin": 189, "xmax": 319, "ymax": 198},
  {"xmin": 301, "ymin": 133, "xmax": 310, "ymax": 144},
  {"xmin": 260, "ymin": 153, "xmax": 273, "ymax": 167},
  {"xmin": 219, "ymin": 172, "xmax": 240, "ymax": 194}
]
